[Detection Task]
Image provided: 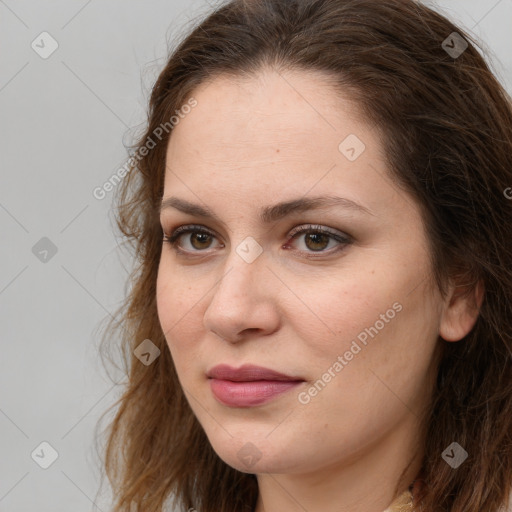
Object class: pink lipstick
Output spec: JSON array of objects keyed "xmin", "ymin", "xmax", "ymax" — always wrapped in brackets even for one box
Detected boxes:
[{"xmin": 207, "ymin": 364, "xmax": 304, "ymax": 407}]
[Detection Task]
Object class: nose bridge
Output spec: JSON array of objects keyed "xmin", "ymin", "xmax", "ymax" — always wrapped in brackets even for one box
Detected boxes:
[
  {"xmin": 203, "ymin": 238, "xmax": 278, "ymax": 340},
  {"xmin": 214, "ymin": 237, "xmax": 266, "ymax": 302}
]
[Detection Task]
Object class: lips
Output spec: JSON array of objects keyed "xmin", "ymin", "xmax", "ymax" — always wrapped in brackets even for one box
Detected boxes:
[
  {"xmin": 207, "ymin": 364, "xmax": 305, "ymax": 407},
  {"xmin": 206, "ymin": 364, "xmax": 303, "ymax": 382}
]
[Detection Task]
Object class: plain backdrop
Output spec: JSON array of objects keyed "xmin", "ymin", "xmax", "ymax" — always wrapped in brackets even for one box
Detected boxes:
[{"xmin": 0, "ymin": 1, "xmax": 511, "ymax": 511}]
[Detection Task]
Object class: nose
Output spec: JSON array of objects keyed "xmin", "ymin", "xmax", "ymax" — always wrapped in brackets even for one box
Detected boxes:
[{"xmin": 202, "ymin": 248, "xmax": 281, "ymax": 343}]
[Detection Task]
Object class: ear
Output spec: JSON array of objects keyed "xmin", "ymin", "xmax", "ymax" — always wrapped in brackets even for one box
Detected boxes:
[{"xmin": 439, "ymin": 277, "xmax": 484, "ymax": 342}]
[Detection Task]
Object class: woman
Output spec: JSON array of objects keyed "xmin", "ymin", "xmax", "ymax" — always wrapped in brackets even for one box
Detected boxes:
[{"xmin": 97, "ymin": 1, "xmax": 512, "ymax": 511}]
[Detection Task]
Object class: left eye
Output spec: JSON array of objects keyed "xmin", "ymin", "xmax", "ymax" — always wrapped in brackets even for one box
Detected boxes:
[
  {"xmin": 287, "ymin": 225, "xmax": 351, "ymax": 253},
  {"xmin": 162, "ymin": 224, "xmax": 351, "ymax": 255}
]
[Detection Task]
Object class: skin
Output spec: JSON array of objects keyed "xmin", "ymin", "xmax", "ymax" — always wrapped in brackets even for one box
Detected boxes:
[{"xmin": 156, "ymin": 68, "xmax": 482, "ymax": 512}]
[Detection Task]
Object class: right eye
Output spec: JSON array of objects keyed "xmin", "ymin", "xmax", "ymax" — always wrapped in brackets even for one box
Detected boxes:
[{"xmin": 163, "ymin": 225, "xmax": 223, "ymax": 254}]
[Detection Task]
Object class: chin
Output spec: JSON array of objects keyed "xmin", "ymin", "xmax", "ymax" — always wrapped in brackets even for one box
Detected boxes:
[{"xmin": 206, "ymin": 434, "xmax": 305, "ymax": 474}]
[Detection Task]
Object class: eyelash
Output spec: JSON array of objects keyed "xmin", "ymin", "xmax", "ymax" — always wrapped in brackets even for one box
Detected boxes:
[{"xmin": 162, "ymin": 224, "xmax": 352, "ymax": 258}]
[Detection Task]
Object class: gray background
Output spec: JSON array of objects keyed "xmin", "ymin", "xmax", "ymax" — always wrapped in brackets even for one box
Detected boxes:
[{"xmin": 0, "ymin": 1, "xmax": 511, "ymax": 511}]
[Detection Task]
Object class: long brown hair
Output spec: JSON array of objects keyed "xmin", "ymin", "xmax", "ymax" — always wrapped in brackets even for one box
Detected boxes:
[{"xmin": 95, "ymin": 1, "xmax": 512, "ymax": 510}]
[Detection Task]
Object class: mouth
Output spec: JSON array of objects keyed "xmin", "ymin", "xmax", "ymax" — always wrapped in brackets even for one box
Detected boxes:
[
  {"xmin": 207, "ymin": 363, "xmax": 304, "ymax": 382},
  {"xmin": 206, "ymin": 364, "xmax": 305, "ymax": 407}
]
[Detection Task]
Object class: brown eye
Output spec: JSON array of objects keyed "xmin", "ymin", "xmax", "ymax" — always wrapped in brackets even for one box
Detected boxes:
[
  {"xmin": 286, "ymin": 224, "xmax": 352, "ymax": 255},
  {"xmin": 187, "ymin": 232, "xmax": 214, "ymax": 250},
  {"xmin": 302, "ymin": 232, "xmax": 331, "ymax": 251},
  {"xmin": 163, "ymin": 225, "xmax": 222, "ymax": 253}
]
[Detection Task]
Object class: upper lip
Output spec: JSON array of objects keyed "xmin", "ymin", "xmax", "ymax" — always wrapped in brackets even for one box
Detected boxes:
[{"xmin": 207, "ymin": 364, "xmax": 304, "ymax": 382}]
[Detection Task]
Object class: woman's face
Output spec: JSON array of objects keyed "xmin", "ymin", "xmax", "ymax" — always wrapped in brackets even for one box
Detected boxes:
[{"xmin": 156, "ymin": 68, "xmax": 449, "ymax": 480}]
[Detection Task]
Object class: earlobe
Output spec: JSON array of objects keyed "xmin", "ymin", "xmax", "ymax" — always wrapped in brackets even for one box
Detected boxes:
[{"xmin": 439, "ymin": 278, "xmax": 484, "ymax": 342}]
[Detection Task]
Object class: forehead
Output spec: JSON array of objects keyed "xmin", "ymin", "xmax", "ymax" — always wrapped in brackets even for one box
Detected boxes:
[
  {"xmin": 160, "ymin": 70, "xmax": 424, "ymax": 237},
  {"xmin": 164, "ymin": 68, "xmax": 379, "ymax": 187}
]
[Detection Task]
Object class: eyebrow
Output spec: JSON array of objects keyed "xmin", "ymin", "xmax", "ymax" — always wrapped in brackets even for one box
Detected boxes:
[{"xmin": 159, "ymin": 195, "xmax": 374, "ymax": 224}]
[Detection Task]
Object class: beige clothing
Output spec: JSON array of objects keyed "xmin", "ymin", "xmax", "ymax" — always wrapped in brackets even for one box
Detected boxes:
[{"xmin": 383, "ymin": 489, "xmax": 414, "ymax": 512}]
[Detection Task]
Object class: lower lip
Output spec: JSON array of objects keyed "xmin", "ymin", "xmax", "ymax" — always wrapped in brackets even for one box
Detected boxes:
[{"xmin": 209, "ymin": 379, "xmax": 303, "ymax": 407}]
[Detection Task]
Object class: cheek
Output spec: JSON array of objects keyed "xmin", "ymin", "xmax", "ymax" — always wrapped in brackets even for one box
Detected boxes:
[
  {"xmin": 155, "ymin": 262, "xmax": 177, "ymax": 334},
  {"xmin": 156, "ymin": 259, "xmax": 200, "ymax": 357},
  {"xmin": 286, "ymin": 273, "xmax": 397, "ymax": 358},
  {"xmin": 318, "ymin": 283, "xmax": 439, "ymax": 411},
  {"xmin": 296, "ymin": 304, "xmax": 438, "ymax": 447},
  {"xmin": 291, "ymin": 266, "xmax": 438, "ymax": 382},
  {"xmin": 156, "ymin": 251, "xmax": 203, "ymax": 327}
]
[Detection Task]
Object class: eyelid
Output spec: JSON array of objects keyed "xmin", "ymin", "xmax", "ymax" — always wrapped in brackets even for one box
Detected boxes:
[{"xmin": 288, "ymin": 223, "xmax": 351, "ymax": 241}]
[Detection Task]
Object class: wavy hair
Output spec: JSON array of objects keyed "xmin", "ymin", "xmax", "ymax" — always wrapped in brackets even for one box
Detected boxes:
[{"xmin": 95, "ymin": 1, "xmax": 512, "ymax": 511}]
